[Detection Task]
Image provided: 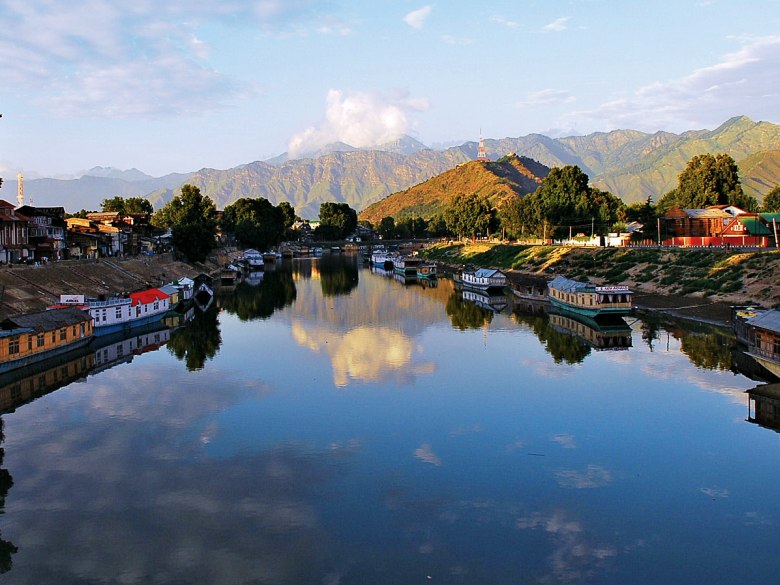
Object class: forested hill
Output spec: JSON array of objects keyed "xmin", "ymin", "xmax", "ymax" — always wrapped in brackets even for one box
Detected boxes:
[{"xmin": 358, "ymin": 154, "xmax": 549, "ymax": 224}]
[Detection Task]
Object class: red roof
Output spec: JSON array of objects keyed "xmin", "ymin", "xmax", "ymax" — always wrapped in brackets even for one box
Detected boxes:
[{"xmin": 130, "ymin": 288, "xmax": 169, "ymax": 305}]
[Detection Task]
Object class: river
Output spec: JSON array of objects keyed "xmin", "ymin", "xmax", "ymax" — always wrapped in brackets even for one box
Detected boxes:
[{"xmin": 0, "ymin": 254, "xmax": 777, "ymax": 585}]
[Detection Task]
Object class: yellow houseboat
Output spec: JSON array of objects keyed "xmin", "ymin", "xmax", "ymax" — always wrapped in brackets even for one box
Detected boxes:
[{"xmin": 0, "ymin": 307, "xmax": 94, "ymax": 373}]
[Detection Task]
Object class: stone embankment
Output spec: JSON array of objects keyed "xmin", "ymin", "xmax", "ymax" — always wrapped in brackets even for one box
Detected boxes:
[{"xmin": 0, "ymin": 250, "xmax": 239, "ymax": 320}]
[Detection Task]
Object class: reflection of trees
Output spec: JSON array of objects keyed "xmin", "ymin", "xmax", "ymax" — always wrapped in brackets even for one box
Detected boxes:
[
  {"xmin": 641, "ymin": 321, "xmax": 661, "ymax": 351},
  {"xmin": 512, "ymin": 308, "xmax": 591, "ymax": 365},
  {"xmin": 167, "ymin": 307, "xmax": 222, "ymax": 371},
  {"xmin": 446, "ymin": 292, "xmax": 493, "ymax": 330},
  {"xmin": 0, "ymin": 419, "xmax": 18, "ymax": 574},
  {"xmin": 318, "ymin": 255, "xmax": 359, "ymax": 297},
  {"xmin": 222, "ymin": 270, "xmax": 297, "ymax": 321},
  {"xmin": 680, "ymin": 333, "xmax": 734, "ymax": 371}
]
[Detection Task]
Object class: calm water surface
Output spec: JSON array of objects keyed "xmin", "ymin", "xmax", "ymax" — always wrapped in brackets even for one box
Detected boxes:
[{"xmin": 0, "ymin": 255, "xmax": 778, "ymax": 584}]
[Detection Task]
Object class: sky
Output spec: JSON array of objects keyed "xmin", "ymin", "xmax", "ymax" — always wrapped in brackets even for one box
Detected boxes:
[{"xmin": 1, "ymin": 0, "xmax": 780, "ymax": 180}]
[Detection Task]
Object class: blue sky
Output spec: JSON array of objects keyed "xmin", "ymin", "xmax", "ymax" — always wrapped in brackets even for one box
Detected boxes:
[{"xmin": 1, "ymin": 0, "xmax": 779, "ymax": 179}]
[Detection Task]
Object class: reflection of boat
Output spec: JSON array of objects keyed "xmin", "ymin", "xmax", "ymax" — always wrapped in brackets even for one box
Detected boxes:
[
  {"xmin": 547, "ymin": 276, "xmax": 633, "ymax": 317},
  {"xmin": 459, "ymin": 268, "xmax": 508, "ymax": 292},
  {"xmin": 462, "ymin": 289, "xmax": 508, "ymax": 313},
  {"xmin": 416, "ymin": 264, "xmax": 437, "ymax": 279},
  {"xmin": 0, "ymin": 319, "xmax": 178, "ymax": 414},
  {"xmin": 547, "ymin": 307, "xmax": 632, "ymax": 351},
  {"xmin": 746, "ymin": 383, "xmax": 780, "ymax": 432},
  {"xmin": 393, "ymin": 272, "xmax": 417, "ymax": 285},
  {"xmin": 243, "ymin": 270, "xmax": 265, "ymax": 286},
  {"xmin": 0, "ymin": 307, "xmax": 94, "ymax": 374},
  {"xmin": 736, "ymin": 310, "xmax": 780, "ymax": 378},
  {"xmin": 194, "ymin": 274, "xmax": 214, "ymax": 311}
]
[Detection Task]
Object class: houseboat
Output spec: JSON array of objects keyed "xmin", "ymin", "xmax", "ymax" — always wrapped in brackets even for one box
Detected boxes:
[
  {"xmin": 193, "ymin": 274, "xmax": 214, "ymax": 311},
  {"xmin": 239, "ymin": 249, "xmax": 265, "ymax": 270},
  {"xmin": 370, "ymin": 248, "xmax": 395, "ymax": 269},
  {"xmin": 393, "ymin": 255, "xmax": 422, "ymax": 276},
  {"xmin": 738, "ymin": 309, "xmax": 780, "ymax": 379},
  {"xmin": 416, "ymin": 263, "xmax": 437, "ymax": 280},
  {"xmin": 547, "ymin": 276, "xmax": 633, "ymax": 318},
  {"xmin": 0, "ymin": 307, "xmax": 93, "ymax": 373},
  {"xmin": 458, "ymin": 268, "xmax": 508, "ymax": 292},
  {"xmin": 56, "ymin": 287, "xmax": 172, "ymax": 336}
]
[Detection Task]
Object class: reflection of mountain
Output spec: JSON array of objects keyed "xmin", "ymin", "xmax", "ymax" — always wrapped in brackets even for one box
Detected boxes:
[
  {"xmin": 291, "ymin": 323, "xmax": 435, "ymax": 386},
  {"xmin": 746, "ymin": 383, "xmax": 780, "ymax": 433},
  {"xmin": 0, "ymin": 322, "xmax": 178, "ymax": 414}
]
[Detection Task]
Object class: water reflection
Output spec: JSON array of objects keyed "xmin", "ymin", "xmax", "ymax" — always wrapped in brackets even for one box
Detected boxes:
[
  {"xmin": 167, "ymin": 307, "xmax": 222, "ymax": 371},
  {"xmin": 746, "ymin": 383, "xmax": 780, "ymax": 432},
  {"xmin": 317, "ymin": 254, "xmax": 359, "ymax": 297},
  {"xmin": 446, "ymin": 292, "xmax": 495, "ymax": 330},
  {"xmin": 220, "ymin": 267, "xmax": 297, "ymax": 321},
  {"xmin": 0, "ymin": 420, "xmax": 17, "ymax": 574}
]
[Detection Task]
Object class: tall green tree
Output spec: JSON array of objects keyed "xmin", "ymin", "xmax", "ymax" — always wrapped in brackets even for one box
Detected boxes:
[
  {"xmin": 101, "ymin": 196, "xmax": 153, "ymax": 215},
  {"xmin": 222, "ymin": 197, "xmax": 287, "ymax": 250},
  {"xmin": 762, "ymin": 185, "xmax": 780, "ymax": 212},
  {"xmin": 315, "ymin": 202, "xmax": 358, "ymax": 240},
  {"xmin": 155, "ymin": 184, "xmax": 217, "ymax": 262},
  {"xmin": 443, "ymin": 193, "xmax": 495, "ymax": 239},
  {"xmin": 377, "ymin": 216, "xmax": 396, "ymax": 239},
  {"xmin": 657, "ymin": 153, "xmax": 757, "ymax": 212}
]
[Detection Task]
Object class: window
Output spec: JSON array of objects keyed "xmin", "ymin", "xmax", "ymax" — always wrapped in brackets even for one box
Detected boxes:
[
  {"xmin": 116, "ymin": 307, "xmax": 122, "ymax": 319},
  {"xmin": 37, "ymin": 333, "xmax": 44, "ymax": 347},
  {"xmin": 27, "ymin": 335, "xmax": 33, "ymax": 351},
  {"xmin": 8, "ymin": 337, "xmax": 20, "ymax": 355},
  {"xmin": 60, "ymin": 328, "xmax": 67, "ymax": 341}
]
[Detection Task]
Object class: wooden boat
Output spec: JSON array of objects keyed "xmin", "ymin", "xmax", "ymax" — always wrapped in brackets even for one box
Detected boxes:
[
  {"xmin": 547, "ymin": 275, "xmax": 632, "ymax": 317},
  {"xmin": 416, "ymin": 264, "xmax": 437, "ymax": 279},
  {"xmin": 459, "ymin": 268, "xmax": 508, "ymax": 292},
  {"xmin": 370, "ymin": 248, "xmax": 395, "ymax": 269},
  {"xmin": 0, "ymin": 307, "xmax": 94, "ymax": 373}
]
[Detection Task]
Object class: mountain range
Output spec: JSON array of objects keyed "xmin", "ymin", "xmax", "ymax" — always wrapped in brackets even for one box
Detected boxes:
[{"xmin": 8, "ymin": 116, "xmax": 780, "ymax": 218}]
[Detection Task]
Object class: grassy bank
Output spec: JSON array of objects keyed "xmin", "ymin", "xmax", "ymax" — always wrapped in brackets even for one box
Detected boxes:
[{"xmin": 420, "ymin": 242, "xmax": 780, "ymax": 307}]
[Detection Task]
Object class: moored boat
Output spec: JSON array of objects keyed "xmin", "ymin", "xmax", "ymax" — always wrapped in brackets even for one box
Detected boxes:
[
  {"xmin": 240, "ymin": 249, "xmax": 265, "ymax": 270},
  {"xmin": 459, "ymin": 268, "xmax": 508, "ymax": 292},
  {"xmin": 393, "ymin": 255, "xmax": 422, "ymax": 276},
  {"xmin": 737, "ymin": 309, "xmax": 780, "ymax": 379},
  {"xmin": 56, "ymin": 288, "xmax": 173, "ymax": 336},
  {"xmin": 416, "ymin": 263, "xmax": 437, "ymax": 280},
  {"xmin": 547, "ymin": 275, "xmax": 632, "ymax": 318},
  {"xmin": 0, "ymin": 307, "xmax": 94, "ymax": 373}
]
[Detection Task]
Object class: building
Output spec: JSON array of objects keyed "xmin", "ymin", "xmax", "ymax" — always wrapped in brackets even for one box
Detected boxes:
[
  {"xmin": 662, "ymin": 206, "xmax": 774, "ymax": 247},
  {"xmin": 16, "ymin": 205, "xmax": 67, "ymax": 260},
  {"xmin": 0, "ymin": 200, "xmax": 31, "ymax": 264}
]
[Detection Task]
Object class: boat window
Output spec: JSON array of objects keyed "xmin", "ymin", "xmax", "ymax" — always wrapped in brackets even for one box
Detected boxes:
[
  {"xmin": 37, "ymin": 333, "xmax": 45, "ymax": 347},
  {"xmin": 8, "ymin": 337, "xmax": 20, "ymax": 355},
  {"xmin": 60, "ymin": 328, "xmax": 67, "ymax": 341}
]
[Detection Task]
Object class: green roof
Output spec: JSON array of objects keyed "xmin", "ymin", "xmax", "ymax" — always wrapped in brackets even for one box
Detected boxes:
[{"xmin": 738, "ymin": 217, "xmax": 772, "ymax": 235}]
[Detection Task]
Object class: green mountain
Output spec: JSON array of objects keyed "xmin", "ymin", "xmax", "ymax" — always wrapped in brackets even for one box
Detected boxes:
[{"xmin": 359, "ymin": 154, "xmax": 549, "ymax": 224}]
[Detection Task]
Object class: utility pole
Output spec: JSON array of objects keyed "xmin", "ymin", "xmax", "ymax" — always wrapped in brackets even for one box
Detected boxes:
[{"xmin": 773, "ymin": 218, "xmax": 779, "ymax": 249}]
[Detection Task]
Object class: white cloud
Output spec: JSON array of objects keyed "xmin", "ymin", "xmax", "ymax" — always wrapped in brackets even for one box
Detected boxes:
[
  {"xmin": 517, "ymin": 88, "xmax": 576, "ymax": 108},
  {"xmin": 543, "ymin": 17, "xmax": 570, "ymax": 32},
  {"xmin": 404, "ymin": 5, "xmax": 432, "ymax": 29},
  {"xmin": 0, "ymin": 0, "xmax": 331, "ymax": 117},
  {"xmin": 559, "ymin": 36, "xmax": 780, "ymax": 132},
  {"xmin": 491, "ymin": 15, "xmax": 519, "ymax": 29},
  {"xmin": 288, "ymin": 89, "xmax": 430, "ymax": 157},
  {"xmin": 414, "ymin": 443, "xmax": 442, "ymax": 466},
  {"xmin": 441, "ymin": 35, "xmax": 474, "ymax": 46}
]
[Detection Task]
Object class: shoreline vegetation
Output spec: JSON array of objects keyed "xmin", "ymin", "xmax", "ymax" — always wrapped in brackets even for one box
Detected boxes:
[
  {"xmin": 0, "ymin": 243, "xmax": 777, "ymax": 328},
  {"xmin": 420, "ymin": 242, "xmax": 780, "ymax": 327}
]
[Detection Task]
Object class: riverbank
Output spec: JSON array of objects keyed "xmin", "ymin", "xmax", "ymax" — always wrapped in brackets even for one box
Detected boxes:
[
  {"xmin": 0, "ymin": 249, "xmax": 240, "ymax": 320},
  {"xmin": 422, "ymin": 242, "xmax": 780, "ymax": 328}
]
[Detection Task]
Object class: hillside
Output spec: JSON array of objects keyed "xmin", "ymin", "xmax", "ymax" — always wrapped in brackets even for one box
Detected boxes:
[
  {"xmin": 358, "ymin": 154, "xmax": 549, "ymax": 224},
  {"xmin": 738, "ymin": 150, "xmax": 780, "ymax": 200}
]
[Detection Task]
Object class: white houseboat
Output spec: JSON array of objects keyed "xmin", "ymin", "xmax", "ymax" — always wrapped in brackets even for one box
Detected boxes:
[
  {"xmin": 547, "ymin": 276, "xmax": 633, "ymax": 318},
  {"xmin": 459, "ymin": 268, "xmax": 508, "ymax": 292},
  {"xmin": 738, "ymin": 309, "xmax": 780, "ymax": 379},
  {"xmin": 240, "ymin": 249, "xmax": 265, "ymax": 270},
  {"xmin": 393, "ymin": 255, "xmax": 422, "ymax": 276},
  {"xmin": 56, "ymin": 287, "xmax": 172, "ymax": 336}
]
